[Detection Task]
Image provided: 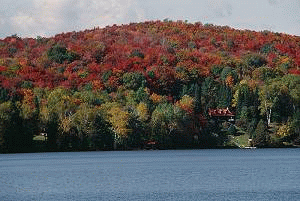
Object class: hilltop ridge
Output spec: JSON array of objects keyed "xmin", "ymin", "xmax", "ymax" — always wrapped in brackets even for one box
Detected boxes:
[{"xmin": 0, "ymin": 20, "xmax": 300, "ymax": 152}]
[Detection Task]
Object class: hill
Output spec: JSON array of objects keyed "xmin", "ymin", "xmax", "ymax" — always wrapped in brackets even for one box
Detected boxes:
[{"xmin": 1, "ymin": 20, "xmax": 300, "ymax": 152}]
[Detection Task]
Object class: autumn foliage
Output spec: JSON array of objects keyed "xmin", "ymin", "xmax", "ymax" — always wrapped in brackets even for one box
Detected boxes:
[{"xmin": 1, "ymin": 20, "xmax": 300, "ymax": 152}]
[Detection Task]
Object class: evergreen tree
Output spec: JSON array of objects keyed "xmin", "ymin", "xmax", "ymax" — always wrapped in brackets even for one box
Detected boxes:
[{"xmin": 253, "ymin": 119, "xmax": 270, "ymax": 147}]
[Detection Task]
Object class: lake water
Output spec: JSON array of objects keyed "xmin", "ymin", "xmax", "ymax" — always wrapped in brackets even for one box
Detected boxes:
[{"xmin": 1, "ymin": 149, "xmax": 300, "ymax": 201}]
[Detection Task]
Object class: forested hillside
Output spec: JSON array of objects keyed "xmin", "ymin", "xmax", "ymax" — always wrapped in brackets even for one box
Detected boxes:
[{"xmin": 1, "ymin": 20, "xmax": 300, "ymax": 152}]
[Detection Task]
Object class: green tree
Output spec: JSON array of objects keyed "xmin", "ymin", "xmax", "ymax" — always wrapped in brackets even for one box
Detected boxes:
[
  {"xmin": 7, "ymin": 101, "xmax": 25, "ymax": 152},
  {"xmin": 220, "ymin": 67, "xmax": 237, "ymax": 83},
  {"xmin": 69, "ymin": 103, "xmax": 96, "ymax": 149},
  {"xmin": 180, "ymin": 81, "xmax": 201, "ymax": 113},
  {"xmin": 281, "ymin": 74, "xmax": 300, "ymax": 111},
  {"xmin": 233, "ymin": 80, "xmax": 259, "ymax": 117},
  {"xmin": 20, "ymin": 90, "xmax": 39, "ymax": 152},
  {"xmin": 259, "ymin": 79, "xmax": 291, "ymax": 125},
  {"xmin": 151, "ymin": 103, "xmax": 188, "ymax": 147},
  {"xmin": 101, "ymin": 102, "xmax": 131, "ymax": 149},
  {"xmin": 0, "ymin": 87, "xmax": 9, "ymax": 103},
  {"xmin": 0, "ymin": 101, "xmax": 12, "ymax": 152},
  {"xmin": 243, "ymin": 53, "xmax": 267, "ymax": 68},
  {"xmin": 122, "ymin": 72, "xmax": 146, "ymax": 90},
  {"xmin": 253, "ymin": 119, "xmax": 270, "ymax": 147},
  {"xmin": 92, "ymin": 114, "xmax": 114, "ymax": 150},
  {"xmin": 40, "ymin": 88, "xmax": 78, "ymax": 150},
  {"xmin": 127, "ymin": 110, "xmax": 149, "ymax": 148},
  {"xmin": 252, "ymin": 66, "xmax": 277, "ymax": 81},
  {"xmin": 290, "ymin": 110, "xmax": 300, "ymax": 144},
  {"xmin": 201, "ymin": 77, "xmax": 219, "ymax": 112},
  {"xmin": 47, "ymin": 44, "xmax": 78, "ymax": 64},
  {"xmin": 217, "ymin": 85, "xmax": 232, "ymax": 108},
  {"xmin": 243, "ymin": 53, "xmax": 267, "ymax": 76},
  {"xmin": 0, "ymin": 100, "xmax": 30, "ymax": 153}
]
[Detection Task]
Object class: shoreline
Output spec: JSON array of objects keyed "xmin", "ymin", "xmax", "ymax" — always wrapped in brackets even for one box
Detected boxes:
[{"xmin": 1, "ymin": 144, "xmax": 299, "ymax": 154}]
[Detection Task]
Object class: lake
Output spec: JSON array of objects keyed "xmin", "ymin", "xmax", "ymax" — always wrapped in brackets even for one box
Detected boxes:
[{"xmin": 1, "ymin": 149, "xmax": 300, "ymax": 200}]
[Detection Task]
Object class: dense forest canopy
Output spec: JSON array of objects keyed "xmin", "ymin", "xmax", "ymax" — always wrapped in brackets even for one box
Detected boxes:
[{"xmin": 1, "ymin": 20, "xmax": 300, "ymax": 152}]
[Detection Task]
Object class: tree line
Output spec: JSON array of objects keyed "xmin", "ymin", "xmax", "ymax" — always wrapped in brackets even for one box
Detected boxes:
[{"xmin": 1, "ymin": 20, "xmax": 300, "ymax": 152}]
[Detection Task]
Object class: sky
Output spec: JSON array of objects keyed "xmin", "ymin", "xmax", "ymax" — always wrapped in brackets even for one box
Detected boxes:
[{"xmin": 1, "ymin": 0, "xmax": 300, "ymax": 39}]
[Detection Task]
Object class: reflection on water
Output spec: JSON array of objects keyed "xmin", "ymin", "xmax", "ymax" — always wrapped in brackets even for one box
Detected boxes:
[{"xmin": 1, "ymin": 149, "xmax": 300, "ymax": 200}]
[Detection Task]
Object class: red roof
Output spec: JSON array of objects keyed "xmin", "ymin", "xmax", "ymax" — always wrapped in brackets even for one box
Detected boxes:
[
  {"xmin": 208, "ymin": 108, "xmax": 235, "ymax": 117},
  {"xmin": 145, "ymin": 140, "xmax": 158, "ymax": 145}
]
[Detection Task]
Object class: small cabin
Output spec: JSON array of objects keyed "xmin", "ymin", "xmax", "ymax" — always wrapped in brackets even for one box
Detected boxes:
[
  {"xmin": 208, "ymin": 108, "xmax": 235, "ymax": 122},
  {"xmin": 143, "ymin": 140, "xmax": 159, "ymax": 150}
]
